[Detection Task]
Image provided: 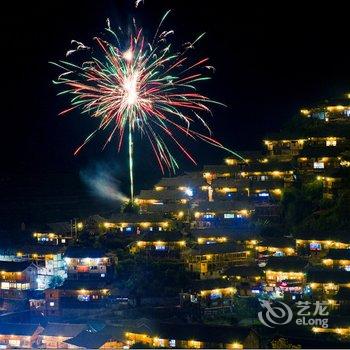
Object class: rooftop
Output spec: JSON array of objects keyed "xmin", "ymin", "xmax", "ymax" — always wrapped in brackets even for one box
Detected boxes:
[
  {"xmin": 41, "ymin": 323, "xmax": 88, "ymax": 337},
  {"xmin": 224, "ymin": 265, "xmax": 263, "ymax": 277},
  {"xmin": 64, "ymin": 326, "xmax": 124, "ymax": 348},
  {"xmin": 190, "ymin": 227, "xmax": 260, "ymax": 239},
  {"xmin": 307, "ymin": 269, "xmax": 350, "ymax": 284},
  {"xmin": 258, "ymin": 237, "xmax": 295, "ymax": 248},
  {"xmin": 295, "ymin": 231, "xmax": 350, "ymax": 242},
  {"xmin": 196, "ymin": 200, "xmax": 253, "ymax": 212},
  {"xmin": 325, "ymin": 249, "xmax": 350, "ymax": 260},
  {"xmin": 0, "ymin": 260, "xmax": 34, "ymax": 272},
  {"xmin": 266, "ymin": 256, "xmax": 308, "ymax": 271},
  {"xmin": 109, "ymin": 213, "xmax": 167, "ymax": 223},
  {"xmin": 64, "ymin": 247, "xmax": 107, "ymax": 259},
  {"xmin": 58, "ymin": 280, "xmax": 112, "ymax": 290},
  {"xmin": 0, "ymin": 323, "xmax": 41, "ymax": 336},
  {"xmin": 299, "ymin": 146, "xmax": 345, "ymax": 158},
  {"xmin": 189, "ymin": 243, "xmax": 248, "ymax": 256},
  {"xmin": 189, "ymin": 278, "xmax": 234, "ymax": 291},
  {"xmin": 127, "ymin": 318, "xmax": 254, "ymax": 344},
  {"xmin": 139, "ymin": 231, "xmax": 184, "ymax": 242},
  {"xmin": 138, "ymin": 189, "xmax": 187, "ymax": 200}
]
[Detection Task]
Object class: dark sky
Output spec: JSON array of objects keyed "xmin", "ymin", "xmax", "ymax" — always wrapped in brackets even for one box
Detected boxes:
[{"xmin": 1, "ymin": 1, "xmax": 349, "ymax": 225}]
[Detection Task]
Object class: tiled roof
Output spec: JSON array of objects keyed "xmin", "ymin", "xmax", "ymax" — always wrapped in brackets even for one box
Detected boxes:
[
  {"xmin": 58, "ymin": 280, "xmax": 111, "ymax": 290},
  {"xmin": 64, "ymin": 326, "xmax": 124, "ymax": 348},
  {"xmin": 258, "ymin": 237, "xmax": 295, "ymax": 248},
  {"xmin": 0, "ymin": 260, "xmax": 34, "ymax": 272},
  {"xmin": 139, "ymin": 231, "xmax": 184, "ymax": 242},
  {"xmin": 266, "ymin": 257, "xmax": 308, "ymax": 271},
  {"xmin": 109, "ymin": 213, "xmax": 166, "ymax": 223},
  {"xmin": 196, "ymin": 200, "xmax": 253, "ymax": 212},
  {"xmin": 189, "ymin": 243, "xmax": 248, "ymax": 255},
  {"xmin": 189, "ymin": 278, "xmax": 234, "ymax": 291},
  {"xmin": 325, "ymin": 249, "xmax": 350, "ymax": 260},
  {"xmin": 224, "ymin": 265, "xmax": 263, "ymax": 277},
  {"xmin": 42, "ymin": 323, "xmax": 88, "ymax": 337},
  {"xmin": 127, "ymin": 319, "xmax": 253, "ymax": 343},
  {"xmin": 64, "ymin": 247, "xmax": 107, "ymax": 258},
  {"xmin": 307, "ymin": 269, "xmax": 350, "ymax": 284},
  {"xmin": 0, "ymin": 323, "xmax": 41, "ymax": 336}
]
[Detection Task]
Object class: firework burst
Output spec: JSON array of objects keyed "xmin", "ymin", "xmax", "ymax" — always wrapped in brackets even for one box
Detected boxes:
[{"xmin": 52, "ymin": 11, "xmax": 242, "ymax": 201}]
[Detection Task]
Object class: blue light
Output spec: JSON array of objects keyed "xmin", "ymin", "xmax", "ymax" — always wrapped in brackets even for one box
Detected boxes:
[
  {"xmin": 259, "ymin": 192, "xmax": 269, "ymax": 197},
  {"xmin": 185, "ymin": 188, "xmax": 193, "ymax": 196}
]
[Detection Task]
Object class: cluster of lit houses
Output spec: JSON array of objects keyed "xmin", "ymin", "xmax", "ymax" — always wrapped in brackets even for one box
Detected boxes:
[{"xmin": 0, "ymin": 94, "xmax": 349, "ymax": 348}]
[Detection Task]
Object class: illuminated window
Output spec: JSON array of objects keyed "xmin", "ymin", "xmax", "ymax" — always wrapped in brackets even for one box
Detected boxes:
[
  {"xmin": 9, "ymin": 340, "xmax": 20, "ymax": 347},
  {"xmin": 1, "ymin": 282, "xmax": 9, "ymax": 290},
  {"xmin": 326, "ymin": 140, "xmax": 337, "ymax": 147},
  {"xmin": 314, "ymin": 162, "xmax": 324, "ymax": 169},
  {"xmin": 50, "ymin": 302, "xmax": 55, "ymax": 307}
]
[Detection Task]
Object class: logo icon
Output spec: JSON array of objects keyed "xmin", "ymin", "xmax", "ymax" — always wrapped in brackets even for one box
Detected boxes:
[{"xmin": 258, "ymin": 300, "xmax": 293, "ymax": 328}]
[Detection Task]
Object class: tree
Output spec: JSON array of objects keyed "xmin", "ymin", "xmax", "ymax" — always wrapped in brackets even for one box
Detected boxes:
[
  {"xmin": 271, "ymin": 338, "xmax": 301, "ymax": 349},
  {"xmin": 48, "ymin": 275, "xmax": 64, "ymax": 288}
]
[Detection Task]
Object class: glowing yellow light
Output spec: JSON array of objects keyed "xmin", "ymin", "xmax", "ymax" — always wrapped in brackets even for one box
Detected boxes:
[
  {"xmin": 327, "ymin": 105, "xmax": 345, "ymax": 112},
  {"xmin": 323, "ymin": 259, "xmax": 333, "ymax": 266},
  {"xmin": 194, "ymin": 212, "xmax": 201, "ymax": 219},
  {"xmin": 77, "ymin": 222, "xmax": 83, "ymax": 230},
  {"xmin": 178, "ymin": 211, "xmax": 184, "ymax": 218},
  {"xmin": 225, "ymin": 158, "xmax": 236, "ymax": 165},
  {"xmin": 300, "ymin": 109, "xmax": 310, "ymax": 115},
  {"xmin": 155, "ymin": 186, "xmax": 164, "ymax": 191},
  {"xmin": 272, "ymin": 188, "xmax": 282, "ymax": 195}
]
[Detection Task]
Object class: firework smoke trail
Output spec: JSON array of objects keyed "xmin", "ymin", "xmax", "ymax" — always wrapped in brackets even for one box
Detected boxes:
[{"xmin": 51, "ymin": 12, "xmax": 243, "ymax": 202}]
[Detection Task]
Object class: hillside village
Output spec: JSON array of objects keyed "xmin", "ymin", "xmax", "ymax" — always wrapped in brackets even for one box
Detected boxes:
[{"xmin": 0, "ymin": 94, "xmax": 350, "ymax": 349}]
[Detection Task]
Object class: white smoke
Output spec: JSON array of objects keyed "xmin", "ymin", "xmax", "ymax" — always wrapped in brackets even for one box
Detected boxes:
[{"xmin": 80, "ymin": 163, "xmax": 129, "ymax": 202}]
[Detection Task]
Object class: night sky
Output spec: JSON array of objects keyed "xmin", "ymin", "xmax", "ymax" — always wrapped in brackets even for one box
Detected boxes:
[{"xmin": 1, "ymin": 1, "xmax": 349, "ymax": 227}]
